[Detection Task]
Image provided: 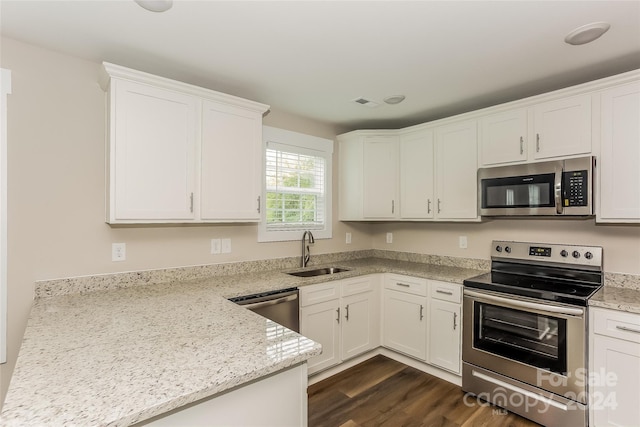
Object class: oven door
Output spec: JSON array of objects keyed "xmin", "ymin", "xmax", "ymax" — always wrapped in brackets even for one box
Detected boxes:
[{"xmin": 463, "ymin": 289, "xmax": 587, "ymax": 402}]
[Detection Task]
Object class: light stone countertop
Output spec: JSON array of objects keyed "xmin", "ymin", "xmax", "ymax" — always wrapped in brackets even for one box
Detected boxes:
[
  {"xmin": 0, "ymin": 257, "xmax": 485, "ymax": 427},
  {"xmin": 589, "ymin": 286, "xmax": 640, "ymax": 314}
]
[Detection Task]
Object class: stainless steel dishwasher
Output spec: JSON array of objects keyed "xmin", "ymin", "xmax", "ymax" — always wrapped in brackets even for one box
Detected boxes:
[{"xmin": 229, "ymin": 288, "xmax": 299, "ymax": 332}]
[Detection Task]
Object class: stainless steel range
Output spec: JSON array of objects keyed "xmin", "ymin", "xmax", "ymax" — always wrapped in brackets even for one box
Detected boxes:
[{"xmin": 462, "ymin": 240, "xmax": 603, "ymax": 427}]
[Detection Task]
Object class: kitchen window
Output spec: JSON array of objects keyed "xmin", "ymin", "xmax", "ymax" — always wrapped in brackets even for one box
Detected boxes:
[{"xmin": 258, "ymin": 126, "xmax": 333, "ymax": 242}]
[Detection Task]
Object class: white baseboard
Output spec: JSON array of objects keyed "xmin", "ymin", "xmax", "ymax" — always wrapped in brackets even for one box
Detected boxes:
[{"xmin": 307, "ymin": 347, "xmax": 461, "ymax": 387}]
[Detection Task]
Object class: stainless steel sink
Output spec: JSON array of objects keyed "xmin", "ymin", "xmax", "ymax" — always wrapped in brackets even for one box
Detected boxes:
[{"xmin": 287, "ymin": 267, "xmax": 350, "ymax": 277}]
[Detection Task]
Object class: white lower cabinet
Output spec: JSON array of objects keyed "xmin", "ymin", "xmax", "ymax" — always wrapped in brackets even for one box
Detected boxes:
[
  {"xmin": 300, "ymin": 276, "xmax": 380, "ymax": 375},
  {"xmin": 303, "ymin": 273, "xmax": 464, "ymax": 382},
  {"xmin": 427, "ymin": 280, "xmax": 462, "ymax": 374},
  {"xmin": 143, "ymin": 364, "xmax": 308, "ymax": 426},
  {"xmin": 382, "ymin": 274, "xmax": 428, "ymax": 360},
  {"xmin": 590, "ymin": 307, "xmax": 640, "ymax": 427}
]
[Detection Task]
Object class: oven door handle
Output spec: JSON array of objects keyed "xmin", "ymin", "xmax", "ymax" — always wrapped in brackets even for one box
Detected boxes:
[{"xmin": 464, "ymin": 290, "xmax": 584, "ymax": 316}]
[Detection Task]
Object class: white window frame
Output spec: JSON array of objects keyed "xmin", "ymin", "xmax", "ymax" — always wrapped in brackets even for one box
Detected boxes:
[
  {"xmin": 1, "ymin": 68, "xmax": 11, "ymax": 364},
  {"xmin": 258, "ymin": 126, "xmax": 333, "ymax": 242}
]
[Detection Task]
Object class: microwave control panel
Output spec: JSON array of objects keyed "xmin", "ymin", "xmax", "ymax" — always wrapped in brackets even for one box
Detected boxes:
[{"xmin": 562, "ymin": 170, "xmax": 588, "ymax": 207}]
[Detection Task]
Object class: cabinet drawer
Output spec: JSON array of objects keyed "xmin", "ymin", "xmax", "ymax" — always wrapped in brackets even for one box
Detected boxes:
[
  {"xmin": 593, "ymin": 308, "xmax": 640, "ymax": 344},
  {"xmin": 300, "ymin": 282, "xmax": 340, "ymax": 307},
  {"xmin": 429, "ymin": 280, "xmax": 461, "ymax": 303},
  {"xmin": 341, "ymin": 275, "xmax": 375, "ymax": 297},
  {"xmin": 385, "ymin": 274, "xmax": 428, "ymax": 296}
]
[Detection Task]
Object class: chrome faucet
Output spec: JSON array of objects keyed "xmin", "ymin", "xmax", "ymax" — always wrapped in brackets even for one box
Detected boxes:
[{"xmin": 301, "ymin": 230, "xmax": 315, "ymax": 267}]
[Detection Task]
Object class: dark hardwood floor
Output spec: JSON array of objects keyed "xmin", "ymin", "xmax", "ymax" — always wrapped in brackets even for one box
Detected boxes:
[{"xmin": 308, "ymin": 355, "xmax": 541, "ymax": 427}]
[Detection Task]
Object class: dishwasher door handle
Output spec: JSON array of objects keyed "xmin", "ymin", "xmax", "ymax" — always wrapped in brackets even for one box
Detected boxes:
[{"xmin": 236, "ymin": 292, "xmax": 298, "ymax": 310}]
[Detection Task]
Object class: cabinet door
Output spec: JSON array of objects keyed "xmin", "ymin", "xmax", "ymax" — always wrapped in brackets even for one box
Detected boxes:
[
  {"xmin": 435, "ymin": 120, "xmax": 479, "ymax": 220},
  {"xmin": 479, "ymin": 108, "xmax": 527, "ymax": 166},
  {"xmin": 110, "ymin": 79, "xmax": 197, "ymax": 221},
  {"xmin": 400, "ymin": 130, "xmax": 435, "ymax": 219},
  {"xmin": 363, "ymin": 136, "xmax": 398, "ymax": 219},
  {"xmin": 428, "ymin": 299, "xmax": 461, "ymax": 374},
  {"xmin": 200, "ymin": 101, "xmax": 262, "ymax": 221},
  {"xmin": 382, "ymin": 289, "xmax": 427, "ymax": 360},
  {"xmin": 598, "ymin": 82, "xmax": 640, "ymax": 222},
  {"xmin": 532, "ymin": 94, "xmax": 591, "ymax": 160},
  {"xmin": 341, "ymin": 291, "xmax": 378, "ymax": 360},
  {"xmin": 300, "ymin": 299, "xmax": 341, "ymax": 375},
  {"xmin": 591, "ymin": 334, "xmax": 640, "ymax": 427}
]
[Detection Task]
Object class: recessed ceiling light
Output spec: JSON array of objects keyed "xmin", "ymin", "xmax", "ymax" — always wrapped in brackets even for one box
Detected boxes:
[
  {"xmin": 134, "ymin": 0, "xmax": 173, "ymax": 13},
  {"xmin": 383, "ymin": 95, "xmax": 406, "ymax": 105},
  {"xmin": 564, "ymin": 22, "xmax": 611, "ymax": 45}
]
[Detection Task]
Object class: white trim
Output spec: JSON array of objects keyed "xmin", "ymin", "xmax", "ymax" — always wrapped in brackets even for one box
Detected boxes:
[
  {"xmin": 0, "ymin": 68, "xmax": 12, "ymax": 364},
  {"xmin": 259, "ymin": 126, "xmax": 333, "ymax": 242}
]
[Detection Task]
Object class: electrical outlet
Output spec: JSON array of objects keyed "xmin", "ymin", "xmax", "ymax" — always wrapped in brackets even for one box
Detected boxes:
[
  {"xmin": 459, "ymin": 236, "xmax": 468, "ymax": 249},
  {"xmin": 112, "ymin": 243, "xmax": 126, "ymax": 261},
  {"xmin": 346, "ymin": 232, "xmax": 352, "ymax": 244},
  {"xmin": 221, "ymin": 238, "xmax": 231, "ymax": 254},
  {"xmin": 386, "ymin": 232, "xmax": 393, "ymax": 244},
  {"xmin": 211, "ymin": 239, "xmax": 221, "ymax": 254}
]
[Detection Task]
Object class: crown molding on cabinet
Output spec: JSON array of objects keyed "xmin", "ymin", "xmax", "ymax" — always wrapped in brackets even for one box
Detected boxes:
[{"xmin": 100, "ymin": 62, "xmax": 270, "ymax": 115}]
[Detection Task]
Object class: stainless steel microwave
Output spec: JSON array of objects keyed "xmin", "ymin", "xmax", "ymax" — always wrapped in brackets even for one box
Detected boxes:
[{"xmin": 478, "ymin": 156, "xmax": 595, "ymax": 216}]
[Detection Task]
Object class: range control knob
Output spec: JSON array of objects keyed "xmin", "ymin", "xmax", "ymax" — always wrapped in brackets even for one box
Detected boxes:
[
  {"xmin": 560, "ymin": 250, "xmax": 569, "ymax": 258},
  {"xmin": 495, "ymin": 245, "xmax": 503, "ymax": 253},
  {"xmin": 585, "ymin": 252, "xmax": 593, "ymax": 260},
  {"xmin": 505, "ymin": 246, "xmax": 511, "ymax": 254},
  {"xmin": 572, "ymin": 251, "xmax": 581, "ymax": 259}
]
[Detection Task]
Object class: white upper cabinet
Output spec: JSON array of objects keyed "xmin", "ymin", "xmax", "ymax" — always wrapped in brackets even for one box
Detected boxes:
[
  {"xmin": 108, "ymin": 79, "xmax": 198, "ymax": 221},
  {"xmin": 400, "ymin": 130, "xmax": 434, "ymax": 219},
  {"xmin": 101, "ymin": 63, "xmax": 269, "ymax": 224},
  {"xmin": 598, "ymin": 82, "xmax": 640, "ymax": 222},
  {"xmin": 479, "ymin": 108, "xmax": 527, "ymax": 166},
  {"xmin": 200, "ymin": 100, "xmax": 263, "ymax": 221},
  {"xmin": 338, "ymin": 125, "xmax": 478, "ymax": 222},
  {"xmin": 532, "ymin": 94, "xmax": 592, "ymax": 160},
  {"xmin": 363, "ymin": 136, "xmax": 399, "ymax": 219},
  {"xmin": 434, "ymin": 119, "xmax": 479, "ymax": 220}
]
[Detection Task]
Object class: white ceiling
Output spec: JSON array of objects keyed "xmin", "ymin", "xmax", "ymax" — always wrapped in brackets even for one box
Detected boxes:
[{"xmin": 1, "ymin": 1, "xmax": 639, "ymax": 131}]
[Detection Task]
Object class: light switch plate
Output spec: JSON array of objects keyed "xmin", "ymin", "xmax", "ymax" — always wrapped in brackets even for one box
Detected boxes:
[
  {"xmin": 346, "ymin": 232, "xmax": 352, "ymax": 244},
  {"xmin": 211, "ymin": 239, "xmax": 221, "ymax": 254},
  {"xmin": 221, "ymin": 238, "xmax": 231, "ymax": 254},
  {"xmin": 386, "ymin": 233, "xmax": 393, "ymax": 244},
  {"xmin": 459, "ymin": 236, "xmax": 468, "ymax": 249}
]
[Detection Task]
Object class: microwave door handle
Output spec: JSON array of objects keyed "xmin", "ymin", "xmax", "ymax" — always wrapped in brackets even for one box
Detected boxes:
[{"xmin": 555, "ymin": 165, "xmax": 563, "ymax": 215}]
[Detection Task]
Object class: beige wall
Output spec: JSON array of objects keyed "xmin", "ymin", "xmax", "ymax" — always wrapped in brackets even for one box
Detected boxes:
[
  {"xmin": 1, "ymin": 37, "xmax": 639, "ymax": 406},
  {"xmin": 370, "ymin": 219, "xmax": 640, "ymax": 275}
]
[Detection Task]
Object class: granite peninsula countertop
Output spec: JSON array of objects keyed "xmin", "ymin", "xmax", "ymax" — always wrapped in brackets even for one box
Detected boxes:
[{"xmin": 0, "ymin": 257, "xmax": 485, "ymax": 427}]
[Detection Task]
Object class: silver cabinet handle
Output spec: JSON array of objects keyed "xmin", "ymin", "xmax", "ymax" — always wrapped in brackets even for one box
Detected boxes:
[
  {"xmin": 536, "ymin": 133, "xmax": 540, "ymax": 152},
  {"xmin": 345, "ymin": 304, "xmax": 350, "ymax": 321},
  {"xmin": 391, "ymin": 200, "xmax": 395, "ymax": 214},
  {"xmin": 190, "ymin": 192, "xmax": 194, "ymax": 213},
  {"xmin": 419, "ymin": 304, "xmax": 424, "ymax": 321},
  {"xmin": 437, "ymin": 199, "xmax": 441, "ymax": 214},
  {"xmin": 396, "ymin": 283, "xmax": 410, "ymax": 288},
  {"xmin": 257, "ymin": 196, "xmax": 261, "ymax": 213},
  {"xmin": 436, "ymin": 289, "xmax": 453, "ymax": 296},
  {"xmin": 453, "ymin": 312, "xmax": 458, "ymax": 330},
  {"xmin": 616, "ymin": 325, "xmax": 640, "ymax": 334},
  {"xmin": 519, "ymin": 136, "xmax": 524, "ymax": 155},
  {"xmin": 336, "ymin": 307, "xmax": 340, "ymax": 323},
  {"xmin": 427, "ymin": 199, "xmax": 431, "ymax": 214}
]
